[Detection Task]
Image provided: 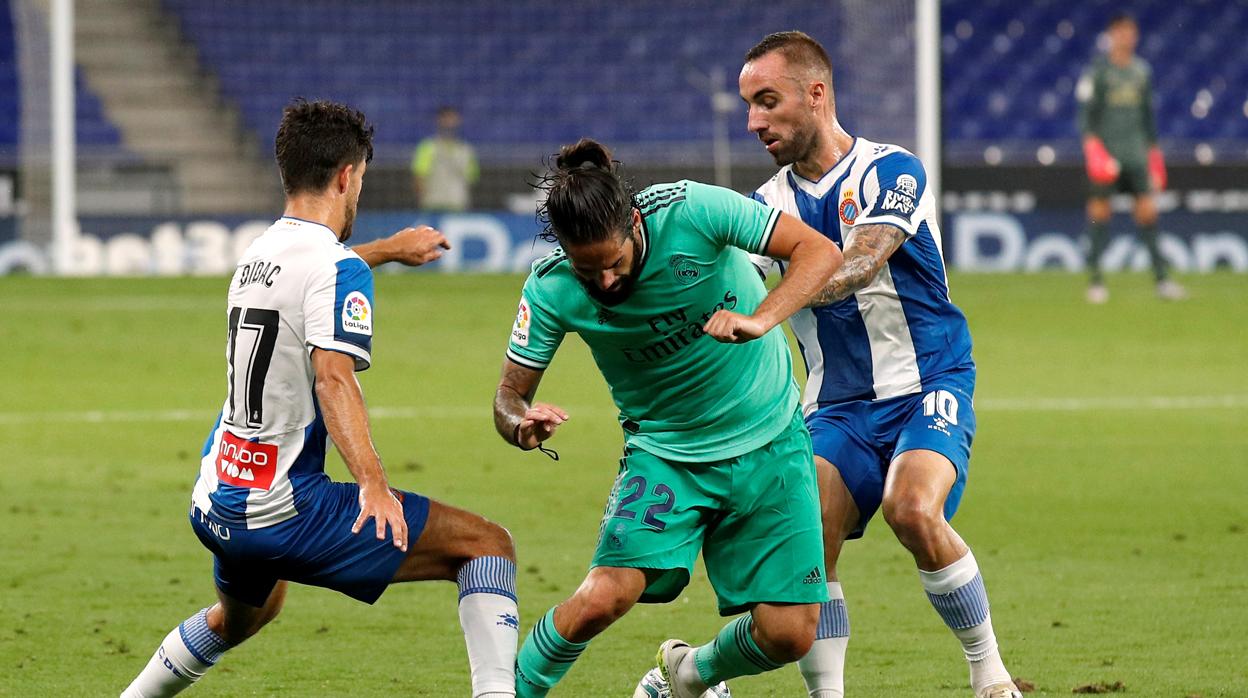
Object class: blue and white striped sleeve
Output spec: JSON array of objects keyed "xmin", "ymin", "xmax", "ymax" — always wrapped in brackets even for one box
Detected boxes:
[
  {"xmin": 305, "ymin": 255, "xmax": 374, "ymax": 370},
  {"xmin": 856, "ymin": 151, "xmax": 927, "ymax": 238}
]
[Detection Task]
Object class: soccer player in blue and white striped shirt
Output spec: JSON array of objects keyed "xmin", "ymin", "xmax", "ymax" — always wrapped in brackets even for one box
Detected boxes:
[
  {"xmin": 121, "ymin": 100, "xmax": 517, "ymax": 698},
  {"xmin": 740, "ymin": 32, "xmax": 1021, "ymax": 698}
]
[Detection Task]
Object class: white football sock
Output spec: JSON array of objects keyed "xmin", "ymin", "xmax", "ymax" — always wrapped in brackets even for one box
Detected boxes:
[
  {"xmin": 798, "ymin": 581, "xmax": 848, "ymax": 697},
  {"xmin": 918, "ymin": 551, "xmax": 1012, "ymax": 693},
  {"xmin": 458, "ymin": 556, "xmax": 519, "ymax": 697},
  {"xmin": 121, "ymin": 609, "xmax": 227, "ymax": 698}
]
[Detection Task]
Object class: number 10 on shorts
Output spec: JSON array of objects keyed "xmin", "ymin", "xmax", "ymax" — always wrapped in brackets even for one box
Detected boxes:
[{"xmin": 922, "ymin": 390, "xmax": 959, "ymax": 425}]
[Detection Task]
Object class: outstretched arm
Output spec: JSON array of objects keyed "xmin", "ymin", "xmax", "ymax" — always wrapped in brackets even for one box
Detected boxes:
[
  {"xmin": 353, "ymin": 226, "xmax": 451, "ymax": 268},
  {"xmin": 805, "ymin": 223, "xmax": 907, "ymax": 306},
  {"xmin": 494, "ymin": 358, "xmax": 568, "ymax": 450}
]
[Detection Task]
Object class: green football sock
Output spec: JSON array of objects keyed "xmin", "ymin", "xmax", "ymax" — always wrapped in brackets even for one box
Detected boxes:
[
  {"xmin": 1138, "ymin": 223, "xmax": 1168, "ymax": 281},
  {"xmin": 692, "ymin": 615, "xmax": 784, "ymax": 685},
  {"xmin": 515, "ymin": 608, "xmax": 588, "ymax": 697},
  {"xmin": 1086, "ymin": 221, "xmax": 1109, "ymax": 285}
]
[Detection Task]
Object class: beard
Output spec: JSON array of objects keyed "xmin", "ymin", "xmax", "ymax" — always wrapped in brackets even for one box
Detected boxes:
[
  {"xmin": 339, "ymin": 202, "xmax": 356, "ymax": 242},
  {"xmin": 580, "ymin": 274, "xmax": 638, "ymax": 306},
  {"xmin": 575, "ymin": 229, "xmax": 644, "ymax": 306},
  {"xmin": 769, "ymin": 123, "xmax": 821, "ymax": 167}
]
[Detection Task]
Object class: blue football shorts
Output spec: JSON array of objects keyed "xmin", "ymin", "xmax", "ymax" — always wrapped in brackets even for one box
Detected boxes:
[
  {"xmin": 189, "ymin": 479, "xmax": 431, "ymax": 607},
  {"xmin": 806, "ymin": 371, "xmax": 976, "ymax": 539}
]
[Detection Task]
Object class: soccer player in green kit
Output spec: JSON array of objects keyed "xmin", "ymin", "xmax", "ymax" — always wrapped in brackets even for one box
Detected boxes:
[
  {"xmin": 492, "ymin": 138, "xmax": 842, "ymax": 697},
  {"xmin": 1078, "ymin": 11, "xmax": 1185, "ymax": 303}
]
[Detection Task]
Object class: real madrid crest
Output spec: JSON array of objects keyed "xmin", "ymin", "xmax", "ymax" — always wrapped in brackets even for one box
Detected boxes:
[{"xmin": 669, "ymin": 254, "xmax": 700, "ymax": 285}]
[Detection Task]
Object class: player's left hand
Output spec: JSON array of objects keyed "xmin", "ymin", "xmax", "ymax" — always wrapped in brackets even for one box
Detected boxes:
[
  {"xmin": 384, "ymin": 226, "xmax": 452, "ymax": 266},
  {"xmin": 353, "ymin": 483, "xmax": 409, "ymax": 551},
  {"xmin": 1148, "ymin": 145, "xmax": 1167, "ymax": 192},
  {"xmin": 703, "ymin": 310, "xmax": 770, "ymax": 343}
]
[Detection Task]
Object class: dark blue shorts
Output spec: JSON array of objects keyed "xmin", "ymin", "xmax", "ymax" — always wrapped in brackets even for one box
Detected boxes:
[
  {"xmin": 807, "ymin": 373, "xmax": 975, "ymax": 539},
  {"xmin": 190, "ymin": 480, "xmax": 431, "ymax": 607}
]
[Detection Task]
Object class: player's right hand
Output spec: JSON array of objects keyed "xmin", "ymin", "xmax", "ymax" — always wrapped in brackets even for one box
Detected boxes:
[
  {"xmin": 703, "ymin": 309, "xmax": 771, "ymax": 343},
  {"xmin": 517, "ymin": 403, "xmax": 568, "ymax": 450},
  {"xmin": 1083, "ymin": 136, "xmax": 1120, "ymax": 184},
  {"xmin": 353, "ymin": 483, "xmax": 408, "ymax": 551},
  {"xmin": 385, "ymin": 225, "xmax": 452, "ymax": 267}
]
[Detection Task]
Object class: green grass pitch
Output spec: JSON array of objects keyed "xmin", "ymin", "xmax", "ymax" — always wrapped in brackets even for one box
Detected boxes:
[{"xmin": 1, "ymin": 272, "xmax": 1245, "ymax": 697}]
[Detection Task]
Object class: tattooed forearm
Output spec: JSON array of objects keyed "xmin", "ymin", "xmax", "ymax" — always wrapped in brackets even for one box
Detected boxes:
[
  {"xmin": 493, "ymin": 360, "xmax": 542, "ymax": 444},
  {"xmin": 805, "ymin": 224, "xmax": 906, "ymax": 307}
]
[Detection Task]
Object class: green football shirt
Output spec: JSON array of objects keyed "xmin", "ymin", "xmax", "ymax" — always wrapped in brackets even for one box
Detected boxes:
[
  {"xmin": 506, "ymin": 180, "xmax": 799, "ymax": 462},
  {"xmin": 1077, "ymin": 55, "xmax": 1157, "ymax": 166}
]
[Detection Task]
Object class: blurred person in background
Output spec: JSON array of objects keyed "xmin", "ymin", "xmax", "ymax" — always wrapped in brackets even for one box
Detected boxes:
[
  {"xmin": 1078, "ymin": 11, "xmax": 1184, "ymax": 303},
  {"xmin": 412, "ymin": 105, "xmax": 480, "ymax": 212}
]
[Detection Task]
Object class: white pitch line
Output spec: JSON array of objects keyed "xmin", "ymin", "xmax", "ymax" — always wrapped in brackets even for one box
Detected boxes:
[
  {"xmin": 977, "ymin": 394, "xmax": 1248, "ymax": 412},
  {"xmin": 0, "ymin": 394, "xmax": 1245, "ymax": 426}
]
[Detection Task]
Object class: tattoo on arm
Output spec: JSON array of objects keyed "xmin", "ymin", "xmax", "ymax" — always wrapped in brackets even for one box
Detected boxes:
[
  {"xmin": 493, "ymin": 360, "xmax": 542, "ymax": 445},
  {"xmin": 806, "ymin": 224, "xmax": 907, "ymax": 307}
]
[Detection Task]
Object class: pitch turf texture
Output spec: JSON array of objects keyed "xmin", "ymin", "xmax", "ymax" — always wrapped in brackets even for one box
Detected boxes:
[{"xmin": 2, "ymin": 272, "xmax": 1245, "ymax": 697}]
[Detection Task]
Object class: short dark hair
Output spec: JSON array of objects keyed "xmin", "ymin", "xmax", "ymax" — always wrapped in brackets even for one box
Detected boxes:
[
  {"xmin": 535, "ymin": 138, "xmax": 635, "ymax": 247},
  {"xmin": 274, "ymin": 98, "xmax": 374, "ymax": 196},
  {"xmin": 1108, "ymin": 11, "xmax": 1136, "ymax": 29},
  {"xmin": 745, "ymin": 31, "xmax": 833, "ymax": 84}
]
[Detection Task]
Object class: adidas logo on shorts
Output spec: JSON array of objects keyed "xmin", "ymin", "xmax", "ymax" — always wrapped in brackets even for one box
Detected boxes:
[{"xmin": 802, "ymin": 567, "xmax": 824, "ymax": 585}]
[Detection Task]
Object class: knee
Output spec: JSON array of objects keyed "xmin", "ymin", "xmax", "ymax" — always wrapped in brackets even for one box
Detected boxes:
[
  {"xmin": 454, "ymin": 517, "xmax": 516, "ymax": 568},
  {"xmin": 882, "ymin": 495, "xmax": 942, "ymax": 543},
  {"xmin": 563, "ymin": 571, "xmax": 642, "ymax": 638},
  {"xmin": 572, "ymin": 586, "xmax": 633, "ymax": 630},
  {"xmin": 753, "ymin": 612, "xmax": 817, "ymax": 663},
  {"xmin": 478, "ymin": 520, "xmax": 516, "ymax": 561}
]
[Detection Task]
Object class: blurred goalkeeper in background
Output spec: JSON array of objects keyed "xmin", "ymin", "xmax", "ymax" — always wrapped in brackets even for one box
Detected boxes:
[{"xmin": 1078, "ymin": 11, "xmax": 1185, "ymax": 303}]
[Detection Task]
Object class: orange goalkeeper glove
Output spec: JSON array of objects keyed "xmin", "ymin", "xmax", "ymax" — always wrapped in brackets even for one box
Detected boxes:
[
  {"xmin": 1148, "ymin": 145, "xmax": 1167, "ymax": 192},
  {"xmin": 1083, "ymin": 136, "xmax": 1120, "ymax": 185}
]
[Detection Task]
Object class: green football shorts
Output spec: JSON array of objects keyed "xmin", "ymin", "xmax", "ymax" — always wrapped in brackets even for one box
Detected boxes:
[
  {"xmin": 591, "ymin": 408, "xmax": 828, "ymax": 615},
  {"xmin": 1089, "ymin": 160, "xmax": 1151, "ymax": 197}
]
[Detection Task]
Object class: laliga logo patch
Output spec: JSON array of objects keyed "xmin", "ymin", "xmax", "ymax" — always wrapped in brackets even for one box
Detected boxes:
[
  {"xmin": 512, "ymin": 297, "xmax": 531, "ymax": 347},
  {"xmin": 341, "ymin": 291, "xmax": 372, "ymax": 336}
]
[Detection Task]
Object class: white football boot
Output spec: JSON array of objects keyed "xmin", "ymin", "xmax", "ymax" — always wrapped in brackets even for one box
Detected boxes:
[
  {"xmin": 637, "ymin": 639, "xmax": 730, "ymax": 698},
  {"xmin": 976, "ymin": 681, "xmax": 1024, "ymax": 698},
  {"xmin": 1156, "ymin": 279, "xmax": 1188, "ymax": 301},
  {"xmin": 1086, "ymin": 283, "xmax": 1109, "ymax": 304}
]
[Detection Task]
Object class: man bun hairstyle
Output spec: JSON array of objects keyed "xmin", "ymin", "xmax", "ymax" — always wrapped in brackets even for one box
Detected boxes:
[
  {"xmin": 275, "ymin": 98, "xmax": 375, "ymax": 196},
  {"xmin": 554, "ymin": 138, "xmax": 614, "ymax": 171},
  {"xmin": 536, "ymin": 138, "xmax": 635, "ymax": 246}
]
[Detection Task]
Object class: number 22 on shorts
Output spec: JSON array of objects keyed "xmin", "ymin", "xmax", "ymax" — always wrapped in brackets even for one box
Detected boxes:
[{"xmin": 612, "ymin": 476, "xmax": 675, "ymax": 531}]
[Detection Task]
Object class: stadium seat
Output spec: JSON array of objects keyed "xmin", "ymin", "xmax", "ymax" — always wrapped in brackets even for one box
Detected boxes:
[{"xmin": 11, "ymin": 0, "xmax": 1242, "ymax": 167}]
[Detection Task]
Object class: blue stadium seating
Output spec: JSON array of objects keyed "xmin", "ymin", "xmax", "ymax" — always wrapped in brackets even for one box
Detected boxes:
[
  {"xmin": 165, "ymin": 0, "xmax": 1246, "ymax": 165},
  {"xmin": 5, "ymin": 1, "xmax": 1242, "ymax": 168},
  {"xmin": 0, "ymin": 0, "xmax": 19, "ymax": 158},
  {"xmin": 0, "ymin": 0, "xmax": 126, "ymax": 164},
  {"xmin": 162, "ymin": 0, "xmax": 865, "ymax": 161},
  {"xmin": 942, "ymin": 0, "xmax": 1248, "ymax": 163}
]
